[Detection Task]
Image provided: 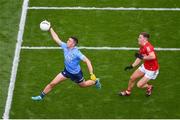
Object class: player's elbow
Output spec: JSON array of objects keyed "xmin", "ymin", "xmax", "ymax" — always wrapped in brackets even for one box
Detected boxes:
[
  {"xmin": 87, "ymin": 59, "xmax": 91, "ymax": 64},
  {"xmin": 84, "ymin": 57, "xmax": 91, "ymax": 64}
]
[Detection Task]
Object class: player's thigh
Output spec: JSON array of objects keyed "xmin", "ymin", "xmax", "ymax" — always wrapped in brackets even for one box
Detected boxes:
[
  {"xmin": 130, "ymin": 68, "xmax": 145, "ymax": 80},
  {"xmin": 137, "ymin": 76, "xmax": 150, "ymax": 87},
  {"xmin": 50, "ymin": 73, "xmax": 67, "ymax": 85}
]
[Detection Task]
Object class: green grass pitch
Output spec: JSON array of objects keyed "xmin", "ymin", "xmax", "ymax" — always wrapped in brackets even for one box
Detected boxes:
[{"xmin": 1, "ymin": 0, "xmax": 180, "ymax": 118}]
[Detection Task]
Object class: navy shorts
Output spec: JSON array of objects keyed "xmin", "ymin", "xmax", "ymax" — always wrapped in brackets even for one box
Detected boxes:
[{"xmin": 61, "ymin": 68, "xmax": 84, "ymax": 83}]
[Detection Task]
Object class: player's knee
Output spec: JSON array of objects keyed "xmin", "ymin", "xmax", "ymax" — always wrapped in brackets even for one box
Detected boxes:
[{"xmin": 137, "ymin": 82, "xmax": 143, "ymax": 88}]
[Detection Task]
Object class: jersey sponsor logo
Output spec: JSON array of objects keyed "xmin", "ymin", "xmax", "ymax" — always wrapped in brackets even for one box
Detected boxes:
[{"xmin": 65, "ymin": 53, "xmax": 76, "ymax": 63}]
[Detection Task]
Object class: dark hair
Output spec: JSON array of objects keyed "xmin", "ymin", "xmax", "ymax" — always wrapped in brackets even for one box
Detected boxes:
[
  {"xmin": 70, "ymin": 36, "xmax": 78, "ymax": 46},
  {"xmin": 140, "ymin": 32, "xmax": 150, "ymax": 39}
]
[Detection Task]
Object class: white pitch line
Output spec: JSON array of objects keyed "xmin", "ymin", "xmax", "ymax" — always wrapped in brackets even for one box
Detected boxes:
[
  {"xmin": 21, "ymin": 46, "xmax": 180, "ymax": 51},
  {"xmin": 3, "ymin": 0, "xmax": 29, "ymax": 119},
  {"xmin": 28, "ymin": 6, "xmax": 180, "ymax": 11}
]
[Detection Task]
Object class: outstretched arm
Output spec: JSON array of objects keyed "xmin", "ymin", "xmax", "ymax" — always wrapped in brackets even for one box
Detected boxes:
[{"xmin": 49, "ymin": 27, "xmax": 62, "ymax": 45}]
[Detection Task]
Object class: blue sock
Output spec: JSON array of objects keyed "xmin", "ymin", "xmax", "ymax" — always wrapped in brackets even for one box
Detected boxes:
[{"xmin": 40, "ymin": 92, "xmax": 46, "ymax": 98}]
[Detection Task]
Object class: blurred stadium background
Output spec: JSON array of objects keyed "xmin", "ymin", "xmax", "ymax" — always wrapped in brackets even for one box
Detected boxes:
[{"xmin": 1, "ymin": 0, "xmax": 180, "ymax": 119}]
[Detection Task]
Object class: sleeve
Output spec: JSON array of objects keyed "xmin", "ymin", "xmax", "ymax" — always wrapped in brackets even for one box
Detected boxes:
[
  {"xmin": 60, "ymin": 42, "xmax": 67, "ymax": 49},
  {"xmin": 77, "ymin": 51, "xmax": 85, "ymax": 60},
  {"xmin": 139, "ymin": 47, "xmax": 143, "ymax": 54}
]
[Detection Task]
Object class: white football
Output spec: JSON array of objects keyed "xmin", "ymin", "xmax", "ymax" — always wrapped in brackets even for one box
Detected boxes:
[{"xmin": 40, "ymin": 20, "xmax": 50, "ymax": 31}]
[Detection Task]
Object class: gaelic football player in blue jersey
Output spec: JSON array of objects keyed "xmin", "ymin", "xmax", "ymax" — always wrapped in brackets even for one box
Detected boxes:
[{"xmin": 32, "ymin": 26, "xmax": 101, "ymax": 101}]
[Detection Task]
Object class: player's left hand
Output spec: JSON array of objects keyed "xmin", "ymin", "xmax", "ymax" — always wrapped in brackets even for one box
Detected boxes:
[
  {"xmin": 90, "ymin": 73, "xmax": 97, "ymax": 81},
  {"xmin": 135, "ymin": 53, "xmax": 143, "ymax": 59},
  {"xmin": 124, "ymin": 65, "xmax": 133, "ymax": 71}
]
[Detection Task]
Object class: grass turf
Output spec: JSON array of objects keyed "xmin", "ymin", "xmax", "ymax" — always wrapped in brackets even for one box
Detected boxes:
[
  {"xmin": 1, "ymin": 0, "xmax": 180, "ymax": 118},
  {"xmin": 10, "ymin": 50, "xmax": 180, "ymax": 118},
  {"xmin": 0, "ymin": 0, "xmax": 22, "ymax": 117},
  {"xmin": 29, "ymin": 0, "xmax": 180, "ymax": 8},
  {"xmin": 23, "ymin": 10, "xmax": 180, "ymax": 48}
]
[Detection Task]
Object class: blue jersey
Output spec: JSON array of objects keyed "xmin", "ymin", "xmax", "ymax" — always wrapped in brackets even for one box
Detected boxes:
[{"xmin": 60, "ymin": 42, "xmax": 85, "ymax": 74}]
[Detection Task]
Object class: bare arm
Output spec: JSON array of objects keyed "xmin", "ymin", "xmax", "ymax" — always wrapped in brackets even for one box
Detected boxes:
[
  {"xmin": 82, "ymin": 56, "xmax": 93, "ymax": 74},
  {"xmin": 143, "ymin": 52, "xmax": 156, "ymax": 60},
  {"xmin": 49, "ymin": 27, "xmax": 62, "ymax": 45},
  {"xmin": 132, "ymin": 58, "xmax": 142, "ymax": 67},
  {"xmin": 124, "ymin": 57, "xmax": 142, "ymax": 71}
]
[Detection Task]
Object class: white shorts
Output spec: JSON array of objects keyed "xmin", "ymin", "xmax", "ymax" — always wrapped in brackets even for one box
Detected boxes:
[{"xmin": 138, "ymin": 64, "xmax": 159, "ymax": 80}]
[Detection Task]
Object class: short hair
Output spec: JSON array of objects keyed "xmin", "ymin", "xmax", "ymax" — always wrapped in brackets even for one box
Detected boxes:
[
  {"xmin": 140, "ymin": 32, "xmax": 150, "ymax": 39},
  {"xmin": 70, "ymin": 36, "xmax": 78, "ymax": 46}
]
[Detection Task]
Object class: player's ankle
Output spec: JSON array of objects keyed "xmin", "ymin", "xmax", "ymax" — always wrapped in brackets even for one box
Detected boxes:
[
  {"xmin": 147, "ymin": 84, "xmax": 152, "ymax": 89},
  {"xmin": 126, "ymin": 89, "xmax": 131, "ymax": 94},
  {"xmin": 40, "ymin": 92, "xmax": 46, "ymax": 98}
]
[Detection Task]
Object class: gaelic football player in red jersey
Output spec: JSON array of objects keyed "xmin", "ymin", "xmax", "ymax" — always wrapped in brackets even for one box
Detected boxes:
[{"xmin": 119, "ymin": 32, "xmax": 159, "ymax": 96}]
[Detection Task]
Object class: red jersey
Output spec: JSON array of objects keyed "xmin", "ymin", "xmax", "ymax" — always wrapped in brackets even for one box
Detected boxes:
[{"xmin": 139, "ymin": 42, "xmax": 159, "ymax": 71}]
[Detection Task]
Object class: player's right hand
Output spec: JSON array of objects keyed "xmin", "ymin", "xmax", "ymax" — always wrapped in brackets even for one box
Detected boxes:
[
  {"xmin": 90, "ymin": 73, "xmax": 97, "ymax": 81},
  {"xmin": 124, "ymin": 65, "xmax": 133, "ymax": 71}
]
